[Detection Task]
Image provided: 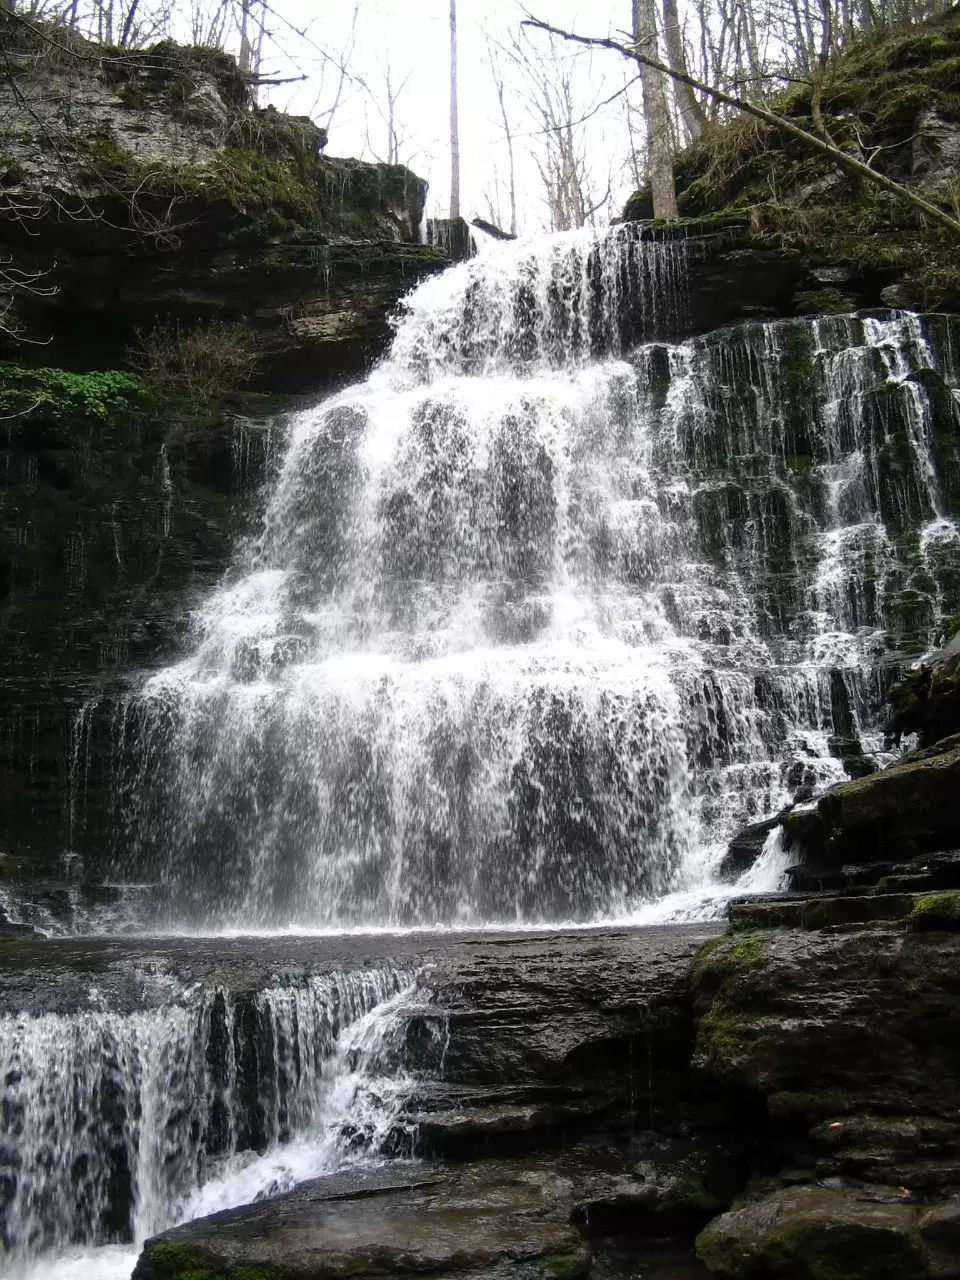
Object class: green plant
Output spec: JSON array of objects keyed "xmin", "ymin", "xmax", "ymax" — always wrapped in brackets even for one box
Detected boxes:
[
  {"xmin": 128, "ymin": 318, "xmax": 260, "ymax": 413},
  {"xmin": 0, "ymin": 362, "xmax": 142, "ymax": 420}
]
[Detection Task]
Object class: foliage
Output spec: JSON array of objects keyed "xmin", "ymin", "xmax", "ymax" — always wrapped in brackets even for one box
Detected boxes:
[
  {"xmin": 128, "ymin": 319, "xmax": 260, "ymax": 414},
  {"xmin": 0, "ymin": 362, "xmax": 142, "ymax": 420}
]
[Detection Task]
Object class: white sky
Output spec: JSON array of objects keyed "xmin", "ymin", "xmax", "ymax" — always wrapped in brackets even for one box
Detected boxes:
[{"xmin": 254, "ymin": 1, "xmax": 639, "ymax": 231}]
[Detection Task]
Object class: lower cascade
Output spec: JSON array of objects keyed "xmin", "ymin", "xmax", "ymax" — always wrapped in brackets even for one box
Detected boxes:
[
  {"xmin": 0, "ymin": 965, "xmax": 416, "ymax": 1271},
  {"xmin": 97, "ymin": 228, "xmax": 960, "ymax": 929}
]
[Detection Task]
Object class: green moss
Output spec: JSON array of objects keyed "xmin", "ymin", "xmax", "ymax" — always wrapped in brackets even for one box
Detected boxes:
[
  {"xmin": 669, "ymin": 1172, "xmax": 723, "ymax": 1213},
  {"xmin": 135, "ymin": 1242, "xmax": 222, "ymax": 1280},
  {"xmin": 793, "ymin": 288, "xmax": 854, "ymax": 314},
  {"xmin": 544, "ymin": 1250, "xmax": 590, "ymax": 1280},
  {"xmin": 768, "ymin": 1090, "xmax": 853, "ymax": 1121},
  {"xmin": 0, "ymin": 363, "xmax": 143, "ymax": 421},
  {"xmin": 907, "ymin": 890, "xmax": 960, "ymax": 931},
  {"xmin": 689, "ymin": 935, "xmax": 725, "ymax": 984},
  {"xmin": 762, "ymin": 1215, "xmax": 927, "ymax": 1280}
]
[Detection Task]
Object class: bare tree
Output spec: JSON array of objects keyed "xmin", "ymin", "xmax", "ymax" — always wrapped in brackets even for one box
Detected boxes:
[
  {"xmin": 485, "ymin": 36, "xmax": 518, "ymax": 236},
  {"xmin": 359, "ymin": 57, "xmax": 414, "ymax": 165},
  {"xmin": 633, "ymin": 0, "xmax": 678, "ymax": 218},
  {"xmin": 501, "ymin": 28, "xmax": 612, "ymax": 231},
  {"xmin": 449, "ymin": 0, "xmax": 460, "ymax": 219},
  {"xmin": 662, "ymin": 0, "xmax": 706, "ymax": 141}
]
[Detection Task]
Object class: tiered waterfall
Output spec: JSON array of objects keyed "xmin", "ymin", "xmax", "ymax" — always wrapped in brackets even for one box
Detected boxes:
[{"xmin": 108, "ymin": 227, "xmax": 960, "ymax": 929}]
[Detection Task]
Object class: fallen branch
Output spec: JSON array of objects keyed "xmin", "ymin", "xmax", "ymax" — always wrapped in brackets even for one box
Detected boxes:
[{"xmin": 471, "ymin": 217, "xmax": 516, "ymax": 241}]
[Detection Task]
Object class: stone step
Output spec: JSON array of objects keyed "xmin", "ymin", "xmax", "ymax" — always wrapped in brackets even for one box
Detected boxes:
[{"xmin": 729, "ymin": 892, "xmax": 918, "ymax": 931}]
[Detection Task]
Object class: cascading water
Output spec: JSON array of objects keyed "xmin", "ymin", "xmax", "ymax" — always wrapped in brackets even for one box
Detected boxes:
[
  {"xmin": 0, "ymin": 964, "xmax": 416, "ymax": 1276},
  {"xmin": 107, "ymin": 225, "xmax": 960, "ymax": 930}
]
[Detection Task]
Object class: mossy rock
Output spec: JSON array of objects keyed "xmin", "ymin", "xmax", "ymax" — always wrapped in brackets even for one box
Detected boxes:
[
  {"xmin": 696, "ymin": 1185, "xmax": 927, "ymax": 1279},
  {"xmin": 908, "ymin": 889, "xmax": 960, "ymax": 931}
]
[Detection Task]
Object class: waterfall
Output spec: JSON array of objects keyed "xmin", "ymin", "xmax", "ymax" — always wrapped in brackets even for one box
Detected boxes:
[
  {"xmin": 102, "ymin": 226, "xmax": 960, "ymax": 930},
  {"xmin": 0, "ymin": 965, "xmax": 416, "ymax": 1272}
]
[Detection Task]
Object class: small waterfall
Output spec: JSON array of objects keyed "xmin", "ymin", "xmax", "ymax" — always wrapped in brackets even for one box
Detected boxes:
[
  {"xmin": 100, "ymin": 227, "xmax": 960, "ymax": 931},
  {"xmin": 0, "ymin": 966, "xmax": 416, "ymax": 1270}
]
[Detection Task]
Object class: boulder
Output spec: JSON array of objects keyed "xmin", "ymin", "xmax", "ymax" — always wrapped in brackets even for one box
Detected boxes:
[
  {"xmin": 782, "ymin": 743, "xmax": 960, "ymax": 866},
  {"xmin": 696, "ymin": 1185, "xmax": 927, "ymax": 1279}
]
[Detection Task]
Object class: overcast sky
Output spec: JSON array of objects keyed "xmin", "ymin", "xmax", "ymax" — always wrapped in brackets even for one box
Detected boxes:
[{"xmin": 255, "ymin": 1, "xmax": 638, "ymax": 232}]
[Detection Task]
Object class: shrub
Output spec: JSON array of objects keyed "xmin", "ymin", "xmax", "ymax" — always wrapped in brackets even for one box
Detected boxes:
[
  {"xmin": 128, "ymin": 319, "xmax": 260, "ymax": 414},
  {"xmin": 0, "ymin": 362, "xmax": 142, "ymax": 420}
]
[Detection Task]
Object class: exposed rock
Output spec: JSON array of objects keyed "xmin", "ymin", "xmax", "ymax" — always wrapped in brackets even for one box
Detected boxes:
[
  {"xmin": 887, "ymin": 647, "xmax": 960, "ymax": 749},
  {"xmin": 690, "ymin": 917, "xmax": 960, "ymax": 1196},
  {"xmin": 719, "ymin": 816, "xmax": 781, "ymax": 882},
  {"xmin": 622, "ymin": 17, "xmax": 960, "ymax": 314},
  {"xmin": 920, "ymin": 1196, "xmax": 960, "ymax": 1279},
  {"xmin": 132, "ymin": 1161, "xmax": 591, "ymax": 1280},
  {"xmin": 0, "ymin": 402, "xmax": 277, "ymax": 888},
  {"xmin": 728, "ymin": 892, "xmax": 916, "ymax": 931},
  {"xmin": 428, "ymin": 217, "xmax": 476, "ymax": 261},
  {"xmin": 696, "ymin": 1185, "xmax": 927, "ymax": 1280},
  {"xmin": 786, "ymin": 849, "xmax": 960, "ymax": 896},
  {"xmin": 782, "ymin": 742, "xmax": 960, "ymax": 867},
  {"xmin": 0, "ymin": 23, "xmax": 446, "ymax": 380}
]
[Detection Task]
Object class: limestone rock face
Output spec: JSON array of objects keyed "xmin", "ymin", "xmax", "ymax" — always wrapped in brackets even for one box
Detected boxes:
[
  {"xmin": 887, "ymin": 644, "xmax": 960, "ymax": 749},
  {"xmin": 0, "ymin": 25, "xmax": 445, "ymax": 380},
  {"xmin": 691, "ymin": 923, "xmax": 960, "ymax": 1140}
]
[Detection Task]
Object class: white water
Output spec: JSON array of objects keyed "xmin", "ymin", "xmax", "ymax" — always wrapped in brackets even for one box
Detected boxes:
[
  {"xmin": 0, "ymin": 966, "xmax": 417, "ymax": 1278},
  {"xmin": 92, "ymin": 227, "xmax": 959, "ymax": 932}
]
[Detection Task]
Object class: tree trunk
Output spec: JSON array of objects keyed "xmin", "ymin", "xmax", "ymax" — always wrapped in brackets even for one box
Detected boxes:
[
  {"xmin": 450, "ymin": 0, "xmax": 461, "ymax": 220},
  {"xmin": 238, "ymin": 0, "xmax": 253, "ymax": 74},
  {"xmin": 632, "ymin": 0, "xmax": 678, "ymax": 218},
  {"xmin": 661, "ymin": 0, "xmax": 706, "ymax": 141}
]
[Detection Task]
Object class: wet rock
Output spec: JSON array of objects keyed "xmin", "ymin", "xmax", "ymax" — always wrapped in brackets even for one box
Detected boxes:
[
  {"xmin": 719, "ymin": 817, "xmax": 780, "ymax": 882},
  {"xmin": 887, "ymin": 647, "xmax": 960, "ymax": 749},
  {"xmin": 826, "ymin": 734, "xmax": 878, "ymax": 780},
  {"xmin": 690, "ymin": 922, "xmax": 960, "ymax": 1155},
  {"xmin": 132, "ymin": 1162, "xmax": 591, "ymax": 1280},
  {"xmin": 920, "ymin": 1196, "xmax": 960, "ymax": 1279},
  {"xmin": 786, "ymin": 850, "xmax": 960, "ymax": 896},
  {"xmin": 782, "ymin": 743, "xmax": 960, "ymax": 866},
  {"xmin": 695, "ymin": 1185, "xmax": 927, "ymax": 1279},
  {"xmin": 572, "ymin": 1166, "xmax": 725, "ymax": 1238},
  {"xmin": 728, "ymin": 893, "xmax": 916, "ymax": 931}
]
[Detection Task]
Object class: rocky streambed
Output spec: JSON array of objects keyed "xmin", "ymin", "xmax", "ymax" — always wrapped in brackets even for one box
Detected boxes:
[{"xmin": 2, "ymin": 900, "xmax": 959, "ymax": 1280}]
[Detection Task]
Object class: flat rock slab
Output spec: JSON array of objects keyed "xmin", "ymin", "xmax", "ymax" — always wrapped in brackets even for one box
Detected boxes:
[
  {"xmin": 133, "ymin": 1146, "xmax": 725, "ymax": 1280},
  {"xmin": 133, "ymin": 1160, "xmax": 592, "ymax": 1280},
  {"xmin": 0, "ymin": 923, "xmax": 718, "ymax": 1017}
]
